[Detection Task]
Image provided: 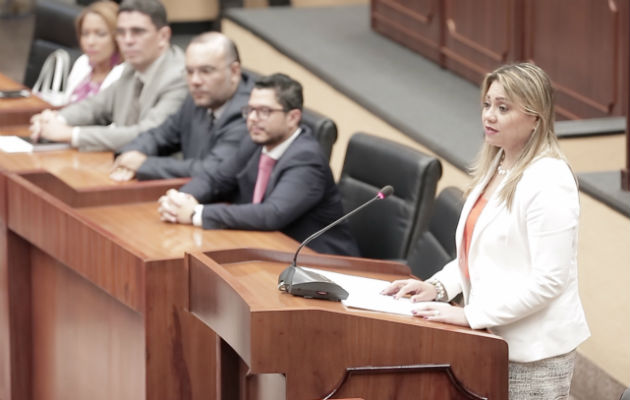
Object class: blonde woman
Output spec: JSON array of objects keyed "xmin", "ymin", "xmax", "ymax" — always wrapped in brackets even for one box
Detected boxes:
[
  {"xmin": 64, "ymin": 0, "xmax": 123, "ymax": 104},
  {"xmin": 382, "ymin": 63, "xmax": 590, "ymax": 399}
]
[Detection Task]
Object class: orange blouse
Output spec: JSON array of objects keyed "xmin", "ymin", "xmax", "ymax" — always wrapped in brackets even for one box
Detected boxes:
[{"xmin": 461, "ymin": 195, "xmax": 488, "ymax": 278}]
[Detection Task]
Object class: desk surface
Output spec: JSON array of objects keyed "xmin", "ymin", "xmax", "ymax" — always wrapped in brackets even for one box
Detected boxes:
[
  {"xmin": 0, "ymin": 73, "xmax": 49, "ymax": 126},
  {"xmin": 0, "ymin": 149, "xmax": 116, "ymax": 187},
  {"xmin": 78, "ymin": 201, "xmax": 301, "ymax": 260}
]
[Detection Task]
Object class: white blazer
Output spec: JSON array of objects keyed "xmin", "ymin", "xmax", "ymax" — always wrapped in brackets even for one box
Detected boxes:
[
  {"xmin": 63, "ymin": 54, "xmax": 124, "ymax": 105},
  {"xmin": 432, "ymin": 155, "xmax": 590, "ymax": 362}
]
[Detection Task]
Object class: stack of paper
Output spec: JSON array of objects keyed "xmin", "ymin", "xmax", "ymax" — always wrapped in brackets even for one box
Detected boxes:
[
  {"xmin": 0, "ymin": 136, "xmax": 34, "ymax": 153},
  {"xmin": 302, "ymin": 267, "xmax": 418, "ymax": 316}
]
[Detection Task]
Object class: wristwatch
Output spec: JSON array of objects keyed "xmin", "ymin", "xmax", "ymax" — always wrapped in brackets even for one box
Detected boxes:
[{"xmin": 427, "ymin": 279, "xmax": 448, "ymax": 302}]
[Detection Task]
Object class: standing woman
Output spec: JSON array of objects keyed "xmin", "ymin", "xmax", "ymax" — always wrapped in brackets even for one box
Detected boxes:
[
  {"xmin": 64, "ymin": 0, "xmax": 123, "ymax": 104},
  {"xmin": 382, "ymin": 63, "xmax": 590, "ymax": 399}
]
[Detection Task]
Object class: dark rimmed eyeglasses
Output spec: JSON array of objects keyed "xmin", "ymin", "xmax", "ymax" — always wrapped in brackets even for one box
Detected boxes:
[{"xmin": 241, "ymin": 106, "xmax": 286, "ymax": 120}]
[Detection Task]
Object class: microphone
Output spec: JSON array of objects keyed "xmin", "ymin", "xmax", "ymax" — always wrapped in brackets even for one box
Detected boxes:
[{"xmin": 278, "ymin": 185, "xmax": 394, "ymax": 301}]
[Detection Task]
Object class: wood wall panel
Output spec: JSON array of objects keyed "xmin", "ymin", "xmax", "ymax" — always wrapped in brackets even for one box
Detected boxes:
[
  {"xmin": 371, "ymin": 0, "xmax": 442, "ymax": 62},
  {"xmin": 371, "ymin": 0, "xmax": 629, "ymax": 120},
  {"xmin": 442, "ymin": 0, "xmax": 514, "ymax": 83},
  {"xmin": 524, "ymin": 0, "xmax": 623, "ymax": 119}
]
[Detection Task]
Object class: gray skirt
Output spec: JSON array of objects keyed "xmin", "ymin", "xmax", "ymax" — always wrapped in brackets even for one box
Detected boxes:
[{"xmin": 509, "ymin": 350, "xmax": 577, "ymax": 400}]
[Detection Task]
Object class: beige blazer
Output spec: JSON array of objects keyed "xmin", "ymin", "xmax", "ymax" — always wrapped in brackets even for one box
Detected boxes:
[
  {"xmin": 432, "ymin": 155, "xmax": 590, "ymax": 362},
  {"xmin": 60, "ymin": 46, "xmax": 187, "ymax": 152}
]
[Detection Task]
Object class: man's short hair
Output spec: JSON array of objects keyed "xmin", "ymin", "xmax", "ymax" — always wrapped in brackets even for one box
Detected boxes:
[
  {"xmin": 118, "ymin": 0, "xmax": 168, "ymax": 29},
  {"xmin": 189, "ymin": 32, "xmax": 240, "ymax": 64},
  {"xmin": 254, "ymin": 73, "xmax": 303, "ymax": 111}
]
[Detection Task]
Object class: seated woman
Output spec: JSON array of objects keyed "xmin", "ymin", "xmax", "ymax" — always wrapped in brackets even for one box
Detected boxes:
[{"xmin": 64, "ymin": 0, "xmax": 123, "ymax": 104}]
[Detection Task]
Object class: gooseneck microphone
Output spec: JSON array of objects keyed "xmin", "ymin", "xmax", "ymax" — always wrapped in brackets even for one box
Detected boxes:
[
  {"xmin": 278, "ymin": 185, "xmax": 394, "ymax": 301},
  {"xmin": 291, "ymin": 185, "xmax": 394, "ymax": 268}
]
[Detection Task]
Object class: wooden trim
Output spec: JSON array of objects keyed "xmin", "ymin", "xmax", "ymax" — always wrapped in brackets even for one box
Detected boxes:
[{"xmin": 322, "ymin": 364, "xmax": 488, "ymax": 400}]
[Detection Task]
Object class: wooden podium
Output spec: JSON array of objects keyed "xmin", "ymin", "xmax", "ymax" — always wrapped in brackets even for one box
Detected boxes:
[{"xmin": 188, "ymin": 248, "xmax": 509, "ymax": 400}]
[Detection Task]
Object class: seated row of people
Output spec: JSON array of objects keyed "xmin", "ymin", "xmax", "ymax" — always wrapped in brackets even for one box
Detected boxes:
[{"xmin": 29, "ymin": 0, "xmax": 360, "ymax": 257}]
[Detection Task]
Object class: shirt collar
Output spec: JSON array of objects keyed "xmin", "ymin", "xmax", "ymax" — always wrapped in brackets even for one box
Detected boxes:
[
  {"xmin": 263, "ymin": 127, "xmax": 302, "ymax": 160},
  {"xmin": 134, "ymin": 48, "xmax": 168, "ymax": 86},
  {"xmin": 210, "ymin": 100, "xmax": 227, "ymax": 121}
]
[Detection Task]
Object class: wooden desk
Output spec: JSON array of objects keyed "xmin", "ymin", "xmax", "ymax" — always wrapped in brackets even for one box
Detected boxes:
[
  {"xmin": 0, "ymin": 73, "xmax": 50, "ymax": 126},
  {"xmin": 0, "ymin": 157, "xmax": 302, "ymax": 400},
  {"xmin": 189, "ymin": 249, "xmax": 509, "ymax": 400},
  {"xmin": 1, "ymin": 170, "xmax": 301, "ymax": 400}
]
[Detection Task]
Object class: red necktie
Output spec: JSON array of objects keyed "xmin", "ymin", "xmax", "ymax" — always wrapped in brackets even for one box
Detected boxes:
[{"xmin": 252, "ymin": 153, "xmax": 276, "ymax": 203}]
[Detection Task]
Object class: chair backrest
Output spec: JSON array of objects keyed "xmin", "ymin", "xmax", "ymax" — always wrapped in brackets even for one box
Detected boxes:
[
  {"xmin": 300, "ymin": 108, "xmax": 338, "ymax": 161},
  {"xmin": 24, "ymin": 0, "xmax": 82, "ymax": 88},
  {"xmin": 406, "ymin": 186, "xmax": 464, "ymax": 279},
  {"xmin": 338, "ymin": 132, "xmax": 442, "ymax": 259}
]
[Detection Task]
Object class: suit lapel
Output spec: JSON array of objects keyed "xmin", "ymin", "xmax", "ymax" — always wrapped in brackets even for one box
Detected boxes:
[{"xmin": 264, "ymin": 131, "xmax": 305, "ymax": 198}]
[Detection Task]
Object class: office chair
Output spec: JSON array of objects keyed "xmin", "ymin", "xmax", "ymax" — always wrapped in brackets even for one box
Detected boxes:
[
  {"xmin": 338, "ymin": 132, "xmax": 442, "ymax": 259},
  {"xmin": 24, "ymin": 0, "xmax": 82, "ymax": 88},
  {"xmin": 405, "ymin": 186, "xmax": 464, "ymax": 279},
  {"xmin": 300, "ymin": 108, "xmax": 338, "ymax": 162}
]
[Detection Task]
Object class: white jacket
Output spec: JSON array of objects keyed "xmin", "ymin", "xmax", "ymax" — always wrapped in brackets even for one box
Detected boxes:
[
  {"xmin": 63, "ymin": 54, "xmax": 124, "ymax": 105},
  {"xmin": 432, "ymin": 156, "xmax": 590, "ymax": 362}
]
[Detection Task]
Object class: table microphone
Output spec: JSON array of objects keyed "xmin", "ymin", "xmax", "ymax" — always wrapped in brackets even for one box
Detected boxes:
[{"xmin": 277, "ymin": 185, "xmax": 394, "ymax": 301}]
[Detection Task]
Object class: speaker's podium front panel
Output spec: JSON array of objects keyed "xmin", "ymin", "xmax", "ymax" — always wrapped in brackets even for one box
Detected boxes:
[{"xmin": 189, "ymin": 248, "xmax": 509, "ymax": 400}]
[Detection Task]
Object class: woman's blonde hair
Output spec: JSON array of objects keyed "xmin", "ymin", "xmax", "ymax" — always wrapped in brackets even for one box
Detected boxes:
[
  {"xmin": 75, "ymin": 1, "xmax": 120, "ymax": 56},
  {"xmin": 467, "ymin": 62, "xmax": 572, "ymax": 210}
]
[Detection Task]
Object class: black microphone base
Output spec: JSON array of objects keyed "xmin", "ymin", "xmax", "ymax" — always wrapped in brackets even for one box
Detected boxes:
[{"xmin": 277, "ymin": 265, "xmax": 349, "ymax": 301}]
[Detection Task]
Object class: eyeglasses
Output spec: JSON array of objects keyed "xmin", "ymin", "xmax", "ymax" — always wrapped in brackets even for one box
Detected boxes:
[{"xmin": 241, "ymin": 106, "xmax": 285, "ymax": 120}]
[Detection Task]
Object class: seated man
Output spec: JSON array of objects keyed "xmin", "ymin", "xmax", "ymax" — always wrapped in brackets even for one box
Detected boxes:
[
  {"xmin": 30, "ymin": 0, "xmax": 187, "ymax": 152},
  {"xmin": 158, "ymin": 73, "xmax": 359, "ymax": 256},
  {"xmin": 110, "ymin": 32, "xmax": 253, "ymax": 181}
]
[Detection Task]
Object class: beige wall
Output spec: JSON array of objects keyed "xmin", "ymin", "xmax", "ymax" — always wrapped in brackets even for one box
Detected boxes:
[{"xmin": 223, "ymin": 18, "xmax": 630, "ymax": 386}]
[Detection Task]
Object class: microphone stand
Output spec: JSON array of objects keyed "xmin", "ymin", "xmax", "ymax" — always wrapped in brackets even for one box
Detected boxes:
[{"xmin": 278, "ymin": 185, "xmax": 394, "ymax": 301}]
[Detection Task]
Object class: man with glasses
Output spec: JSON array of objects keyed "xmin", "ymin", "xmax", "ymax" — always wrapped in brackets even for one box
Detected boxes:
[
  {"xmin": 110, "ymin": 32, "xmax": 253, "ymax": 181},
  {"xmin": 157, "ymin": 73, "xmax": 360, "ymax": 256},
  {"xmin": 30, "ymin": 0, "xmax": 187, "ymax": 152}
]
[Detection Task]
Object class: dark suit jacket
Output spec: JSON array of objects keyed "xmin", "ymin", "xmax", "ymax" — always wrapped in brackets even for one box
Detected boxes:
[
  {"xmin": 180, "ymin": 128, "xmax": 360, "ymax": 256},
  {"xmin": 119, "ymin": 71, "xmax": 254, "ymax": 180}
]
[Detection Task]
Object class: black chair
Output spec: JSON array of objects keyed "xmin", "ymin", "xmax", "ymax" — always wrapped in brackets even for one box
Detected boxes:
[
  {"xmin": 405, "ymin": 186, "xmax": 464, "ymax": 280},
  {"xmin": 338, "ymin": 132, "xmax": 442, "ymax": 260},
  {"xmin": 300, "ymin": 108, "xmax": 338, "ymax": 162},
  {"xmin": 24, "ymin": 0, "xmax": 82, "ymax": 88}
]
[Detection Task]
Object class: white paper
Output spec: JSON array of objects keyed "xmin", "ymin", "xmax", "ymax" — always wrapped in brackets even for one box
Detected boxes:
[
  {"xmin": 0, "ymin": 136, "xmax": 33, "ymax": 153},
  {"xmin": 302, "ymin": 267, "xmax": 417, "ymax": 316}
]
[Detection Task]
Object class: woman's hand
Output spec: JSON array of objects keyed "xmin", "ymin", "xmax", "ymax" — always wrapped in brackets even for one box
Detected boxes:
[
  {"xmin": 411, "ymin": 302, "xmax": 469, "ymax": 327},
  {"xmin": 382, "ymin": 279, "xmax": 470, "ymax": 327},
  {"xmin": 380, "ymin": 279, "xmax": 436, "ymax": 302}
]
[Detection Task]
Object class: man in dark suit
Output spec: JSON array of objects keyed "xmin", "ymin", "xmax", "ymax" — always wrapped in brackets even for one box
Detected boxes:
[
  {"xmin": 110, "ymin": 32, "xmax": 253, "ymax": 181},
  {"xmin": 158, "ymin": 73, "xmax": 359, "ymax": 256}
]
